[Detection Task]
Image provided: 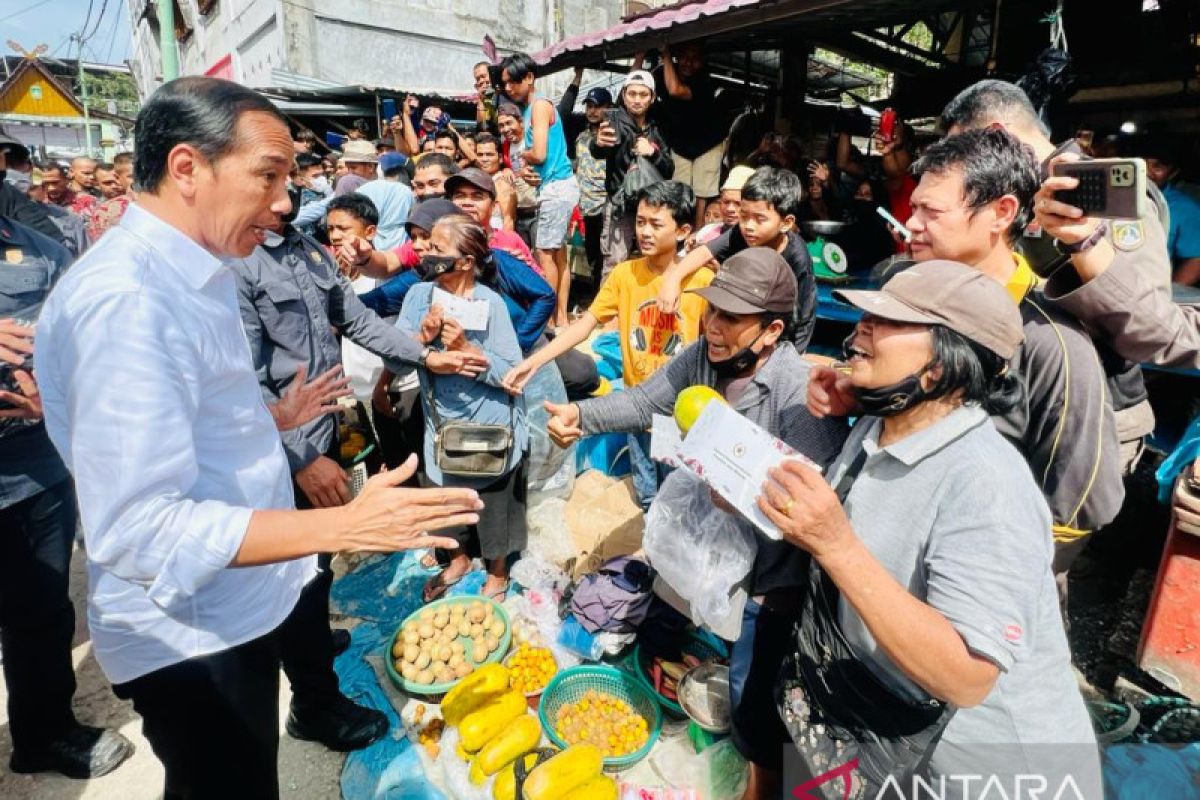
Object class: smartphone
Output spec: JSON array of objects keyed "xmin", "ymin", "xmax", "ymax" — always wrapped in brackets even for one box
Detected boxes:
[
  {"xmin": 876, "ymin": 206, "xmax": 912, "ymax": 241},
  {"xmin": 879, "ymin": 108, "xmax": 896, "ymax": 143},
  {"xmin": 1052, "ymin": 158, "xmax": 1146, "ymax": 219},
  {"xmin": 381, "ymin": 98, "xmax": 397, "ymax": 122}
]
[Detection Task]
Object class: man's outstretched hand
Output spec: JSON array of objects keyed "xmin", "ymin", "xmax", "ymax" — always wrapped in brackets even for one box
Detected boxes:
[{"xmin": 270, "ymin": 365, "xmax": 352, "ymax": 432}]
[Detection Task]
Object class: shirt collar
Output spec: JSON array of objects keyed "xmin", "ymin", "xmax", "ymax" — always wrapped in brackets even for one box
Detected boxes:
[
  {"xmin": 1005, "ymin": 252, "xmax": 1039, "ymax": 304},
  {"xmin": 863, "ymin": 404, "xmax": 990, "ymax": 467},
  {"xmin": 119, "ymin": 203, "xmax": 226, "ymax": 290}
]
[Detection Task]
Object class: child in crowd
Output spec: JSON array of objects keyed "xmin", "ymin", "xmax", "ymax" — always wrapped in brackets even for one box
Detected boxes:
[
  {"xmin": 656, "ymin": 166, "xmax": 817, "ymax": 351},
  {"xmin": 503, "ymin": 180, "xmax": 713, "ymax": 508}
]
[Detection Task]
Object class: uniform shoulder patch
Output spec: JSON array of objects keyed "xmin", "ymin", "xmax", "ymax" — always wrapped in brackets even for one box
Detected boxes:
[{"xmin": 1111, "ymin": 221, "xmax": 1145, "ymax": 252}]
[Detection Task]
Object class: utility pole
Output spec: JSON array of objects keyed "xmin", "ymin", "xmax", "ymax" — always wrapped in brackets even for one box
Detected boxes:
[
  {"xmin": 157, "ymin": 0, "xmax": 179, "ymax": 82},
  {"xmin": 71, "ymin": 34, "xmax": 94, "ymax": 157}
]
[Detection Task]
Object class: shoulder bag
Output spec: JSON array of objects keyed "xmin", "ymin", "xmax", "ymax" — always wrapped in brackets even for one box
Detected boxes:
[
  {"xmin": 424, "ymin": 368, "xmax": 514, "ymax": 479},
  {"xmin": 775, "ymin": 448, "xmax": 954, "ymax": 800}
]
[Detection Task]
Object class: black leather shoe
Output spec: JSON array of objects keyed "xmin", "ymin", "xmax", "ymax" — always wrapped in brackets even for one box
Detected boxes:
[
  {"xmin": 286, "ymin": 695, "xmax": 388, "ymax": 752},
  {"xmin": 10, "ymin": 724, "xmax": 134, "ymax": 779},
  {"xmin": 331, "ymin": 628, "xmax": 351, "ymax": 657}
]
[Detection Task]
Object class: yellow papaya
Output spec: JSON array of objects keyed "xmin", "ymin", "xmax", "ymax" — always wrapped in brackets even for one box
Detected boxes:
[
  {"xmin": 492, "ymin": 752, "xmax": 540, "ymax": 800},
  {"xmin": 521, "ymin": 744, "xmax": 604, "ymax": 800},
  {"xmin": 560, "ymin": 775, "xmax": 618, "ymax": 800},
  {"xmin": 460, "ymin": 690, "xmax": 526, "ymax": 752},
  {"xmin": 442, "ymin": 663, "xmax": 510, "ymax": 726},
  {"xmin": 476, "ymin": 714, "xmax": 541, "ymax": 776},
  {"xmin": 469, "ymin": 757, "xmax": 489, "ymax": 786}
]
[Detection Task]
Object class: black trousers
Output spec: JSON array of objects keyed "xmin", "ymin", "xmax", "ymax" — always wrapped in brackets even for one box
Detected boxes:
[
  {"xmin": 111, "ymin": 567, "xmax": 335, "ymax": 799},
  {"xmin": 0, "ymin": 479, "xmax": 79, "ymax": 751},
  {"xmin": 113, "ymin": 627, "xmax": 282, "ymax": 799},
  {"xmin": 584, "ymin": 212, "xmax": 604, "ymax": 291}
]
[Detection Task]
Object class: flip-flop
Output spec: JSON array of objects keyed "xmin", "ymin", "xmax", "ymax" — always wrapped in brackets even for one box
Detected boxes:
[
  {"xmin": 423, "ymin": 569, "xmax": 463, "ymax": 603},
  {"xmin": 482, "ymin": 580, "xmax": 510, "ymax": 602}
]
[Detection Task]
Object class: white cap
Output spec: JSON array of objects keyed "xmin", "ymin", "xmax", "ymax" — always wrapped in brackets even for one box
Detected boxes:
[{"xmin": 622, "ymin": 69, "xmax": 656, "ymax": 97}]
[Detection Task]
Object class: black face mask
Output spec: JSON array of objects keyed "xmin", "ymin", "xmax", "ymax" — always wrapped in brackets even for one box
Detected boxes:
[
  {"xmin": 705, "ymin": 329, "xmax": 767, "ymax": 379},
  {"xmin": 420, "ymin": 254, "xmax": 458, "ymax": 281},
  {"xmin": 841, "ymin": 332, "xmax": 930, "ymax": 416}
]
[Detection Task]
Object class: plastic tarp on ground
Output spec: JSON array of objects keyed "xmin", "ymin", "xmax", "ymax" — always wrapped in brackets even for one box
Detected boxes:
[{"xmin": 332, "ymin": 551, "xmax": 483, "ymax": 800}]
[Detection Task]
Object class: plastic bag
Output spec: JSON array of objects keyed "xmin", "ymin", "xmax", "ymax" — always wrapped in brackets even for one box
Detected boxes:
[
  {"xmin": 523, "ymin": 359, "xmax": 575, "ymax": 499},
  {"xmin": 525, "ymin": 496, "xmax": 576, "ymax": 567},
  {"xmin": 613, "ymin": 156, "xmax": 665, "ymax": 212},
  {"xmin": 643, "ymin": 469, "xmax": 756, "ymax": 637}
]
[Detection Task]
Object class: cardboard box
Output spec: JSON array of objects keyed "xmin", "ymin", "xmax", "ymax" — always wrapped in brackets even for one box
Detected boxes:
[{"xmin": 564, "ymin": 470, "xmax": 645, "ymax": 579}]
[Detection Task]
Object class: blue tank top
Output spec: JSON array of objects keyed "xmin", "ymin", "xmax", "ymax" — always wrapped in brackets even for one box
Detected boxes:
[{"xmin": 523, "ymin": 97, "xmax": 573, "ymax": 184}]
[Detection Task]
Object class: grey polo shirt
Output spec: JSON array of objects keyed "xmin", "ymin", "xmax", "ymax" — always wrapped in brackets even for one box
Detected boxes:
[
  {"xmin": 231, "ymin": 227, "xmax": 424, "ymax": 472},
  {"xmin": 827, "ymin": 406, "xmax": 1099, "ymax": 787}
]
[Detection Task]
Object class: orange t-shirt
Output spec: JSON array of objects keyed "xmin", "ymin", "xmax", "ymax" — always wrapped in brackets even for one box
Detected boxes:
[{"xmin": 588, "ymin": 257, "xmax": 714, "ymax": 387}]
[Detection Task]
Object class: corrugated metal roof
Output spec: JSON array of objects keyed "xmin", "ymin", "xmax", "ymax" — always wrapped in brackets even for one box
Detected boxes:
[{"xmin": 533, "ymin": 0, "xmax": 770, "ymax": 65}]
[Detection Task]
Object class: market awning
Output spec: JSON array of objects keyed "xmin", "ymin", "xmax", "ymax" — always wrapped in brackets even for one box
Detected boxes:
[{"xmin": 530, "ymin": 0, "xmax": 962, "ymax": 72}]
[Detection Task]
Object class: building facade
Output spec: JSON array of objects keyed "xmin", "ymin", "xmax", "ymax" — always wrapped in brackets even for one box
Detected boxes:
[{"xmin": 125, "ymin": 0, "xmax": 626, "ymax": 98}]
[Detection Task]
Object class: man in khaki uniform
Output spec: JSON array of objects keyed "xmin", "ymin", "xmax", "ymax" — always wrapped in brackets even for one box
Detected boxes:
[{"xmin": 940, "ymin": 80, "xmax": 1171, "ymax": 472}]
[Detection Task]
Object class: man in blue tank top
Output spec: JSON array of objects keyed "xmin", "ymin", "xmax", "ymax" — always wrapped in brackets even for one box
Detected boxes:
[{"xmin": 501, "ymin": 52, "xmax": 581, "ymax": 328}]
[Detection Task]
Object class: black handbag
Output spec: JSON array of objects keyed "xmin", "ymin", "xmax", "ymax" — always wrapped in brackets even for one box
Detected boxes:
[
  {"xmin": 775, "ymin": 449, "xmax": 954, "ymax": 800},
  {"xmin": 423, "ymin": 369, "xmax": 514, "ymax": 479}
]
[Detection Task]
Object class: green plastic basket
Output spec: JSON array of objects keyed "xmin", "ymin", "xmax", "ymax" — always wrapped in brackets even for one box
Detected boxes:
[
  {"xmin": 384, "ymin": 596, "xmax": 512, "ymax": 696},
  {"xmin": 633, "ymin": 632, "xmax": 729, "ymax": 717},
  {"xmin": 537, "ymin": 665, "xmax": 663, "ymax": 770}
]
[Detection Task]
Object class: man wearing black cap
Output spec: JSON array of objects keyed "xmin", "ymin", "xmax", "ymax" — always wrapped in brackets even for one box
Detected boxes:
[
  {"xmin": 570, "ymin": 84, "xmax": 612, "ymax": 293},
  {"xmin": 543, "ymin": 248, "xmax": 849, "ymax": 797},
  {"xmin": 445, "ymin": 167, "xmax": 537, "ymax": 270}
]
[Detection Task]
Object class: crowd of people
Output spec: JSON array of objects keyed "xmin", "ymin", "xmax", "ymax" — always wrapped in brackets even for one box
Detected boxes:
[{"xmin": 0, "ymin": 38, "xmax": 1198, "ymax": 800}]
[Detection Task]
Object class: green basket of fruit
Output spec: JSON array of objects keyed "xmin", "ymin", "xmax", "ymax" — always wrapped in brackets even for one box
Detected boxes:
[
  {"xmin": 384, "ymin": 596, "xmax": 511, "ymax": 695},
  {"xmin": 633, "ymin": 631, "xmax": 728, "ymax": 716},
  {"xmin": 537, "ymin": 665, "xmax": 662, "ymax": 770}
]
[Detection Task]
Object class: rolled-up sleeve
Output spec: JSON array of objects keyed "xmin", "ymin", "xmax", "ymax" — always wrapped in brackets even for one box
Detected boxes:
[{"xmin": 50, "ymin": 291, "xmax": 252, "ymax": 612}]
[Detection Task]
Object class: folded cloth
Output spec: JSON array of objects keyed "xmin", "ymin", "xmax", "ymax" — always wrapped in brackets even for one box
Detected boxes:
[{"xmin": 569, "ymin": 556, "xmax": 655, "ymax": 634}]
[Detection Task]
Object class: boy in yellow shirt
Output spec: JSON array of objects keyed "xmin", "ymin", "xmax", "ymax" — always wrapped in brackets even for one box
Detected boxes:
[{"xmin": 504, "ymin": 180, "xmax": 713, "ymax": 506}]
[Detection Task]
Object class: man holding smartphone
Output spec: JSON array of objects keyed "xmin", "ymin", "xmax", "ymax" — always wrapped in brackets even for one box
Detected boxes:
[{"xmin": 940, "ymin": 79, "xmax": 1171, "ymax": 475}]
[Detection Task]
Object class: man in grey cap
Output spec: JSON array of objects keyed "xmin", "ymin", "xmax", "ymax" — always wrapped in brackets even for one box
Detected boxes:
[{"xmin": 544, "ymin": 247, "xmax": 849, "ymax": 797}]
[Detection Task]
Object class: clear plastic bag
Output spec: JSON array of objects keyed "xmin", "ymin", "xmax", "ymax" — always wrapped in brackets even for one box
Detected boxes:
[
  {"xmin": 523, "ymin": 360, "xmax": 575, "ymax": 499},
  {"xmin": 524, "ymin": 496, "xmax": 575, "ymax": 568},
  {"xmin": 643, "ymin": 469, "xmax": 757, "ymax": 637}
]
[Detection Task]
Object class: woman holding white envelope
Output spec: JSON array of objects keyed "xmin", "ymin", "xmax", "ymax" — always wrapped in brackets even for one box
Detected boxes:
[
  {"xmin": 543, "ymin": 248, "xmax": 848, "ymax": 799},
  {"xmin": 397, "ymin": 215, "xmax": 529, "ymax": 602},
  {"xmin": 760, "ymin": 260, "xmax": 1099, "ymax": 796}
]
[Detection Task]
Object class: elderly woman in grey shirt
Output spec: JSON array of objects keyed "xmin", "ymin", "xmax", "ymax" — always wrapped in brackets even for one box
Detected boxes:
[{"xmin": 760, "ymin": 260, "xmax": 1100, "ymax": 798}]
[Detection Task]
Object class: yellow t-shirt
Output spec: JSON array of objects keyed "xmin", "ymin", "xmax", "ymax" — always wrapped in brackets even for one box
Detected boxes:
[{"xmin": 588, "ymin": 257, "xmax": 715, "ymax": 387}]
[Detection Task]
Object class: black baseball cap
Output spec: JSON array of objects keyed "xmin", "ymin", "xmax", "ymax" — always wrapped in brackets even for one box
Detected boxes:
[
  {"xmin": 689, "ymin": 247, "xmax": 797, "ymax": 314},
  {"xmin": 583, "ymin": 87, "xmax": 613, "ymax": 107},
  {"xmin": 444, "ymin": 167, "xmax": 496, "ymax": 199},
  {"xmin": 405, "ymin": 198, "xmax": 462, "ymax": 234}
]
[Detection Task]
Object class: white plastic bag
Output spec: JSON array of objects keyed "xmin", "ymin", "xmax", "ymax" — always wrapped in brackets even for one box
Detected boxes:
[
  {"xmin": 523, "ymin": 360, "xmax": 575, "ymax": 498},
  {"xmin": 643, "ymin": 469, "xmax": 756, "ymax": 638}
]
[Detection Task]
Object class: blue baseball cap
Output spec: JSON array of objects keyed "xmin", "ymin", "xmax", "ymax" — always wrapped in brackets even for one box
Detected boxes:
[{"xmin": 379, "ymin": 152, "xmax": 409, "ymax": 173}]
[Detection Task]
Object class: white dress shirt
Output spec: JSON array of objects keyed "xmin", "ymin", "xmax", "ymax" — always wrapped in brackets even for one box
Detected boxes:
[{"xmin": 36, "ymin": 204, "xmax": 317, "ymax": 684}]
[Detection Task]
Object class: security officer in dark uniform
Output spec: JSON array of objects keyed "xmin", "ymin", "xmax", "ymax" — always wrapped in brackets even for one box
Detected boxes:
[
  {"xmin": 0, "ymin": 129, "xmax": 67, "ymax": 245},
  {"xmin": 0, "ymin": 217, "xmax": 134, "ymax": 778}
]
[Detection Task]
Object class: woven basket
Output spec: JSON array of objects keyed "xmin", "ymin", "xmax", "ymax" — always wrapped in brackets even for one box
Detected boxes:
[{"xmin": 537, "ymin": 665, "xmax": 662, "ymax": 770}]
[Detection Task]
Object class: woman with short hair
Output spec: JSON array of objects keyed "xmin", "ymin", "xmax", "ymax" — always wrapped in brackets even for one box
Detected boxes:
[{"xmin": 761, "ymin": 260, "xmax": 1100, "ymax": 798}]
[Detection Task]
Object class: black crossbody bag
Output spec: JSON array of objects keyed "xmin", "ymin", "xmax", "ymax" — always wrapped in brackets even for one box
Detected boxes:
[{"xmin": 776, "ymin": 449, "xmax": 955, "ymax": 800}]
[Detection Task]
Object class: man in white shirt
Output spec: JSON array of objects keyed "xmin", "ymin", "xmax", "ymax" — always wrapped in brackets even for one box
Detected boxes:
[{"xmin": 35, "ymin": 76, "xmax": 484, "ymax": 798}]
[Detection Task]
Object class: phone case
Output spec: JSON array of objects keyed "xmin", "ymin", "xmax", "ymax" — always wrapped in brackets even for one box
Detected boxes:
[{"xmin": 1053, "ymin": 159, "xmax": 1146, "ymax": 220}]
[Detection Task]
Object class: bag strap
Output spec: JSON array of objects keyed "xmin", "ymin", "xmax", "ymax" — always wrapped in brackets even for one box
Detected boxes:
[
  {"xmin": 421, "ymin": 349, "xmax": 515, "ymax": 430},
  {"xmin": 832, "ymin": 446, "xmax": 869, "ymax": 503}
]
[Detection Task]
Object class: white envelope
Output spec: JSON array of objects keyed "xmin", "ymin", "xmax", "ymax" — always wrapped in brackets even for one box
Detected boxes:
[
  {"xmin": 676, "ymin": 402, "xmax": 821, "ymax": 540},
  {"xmin": 432, "ymin": 287, "xmax": 490, "ymax": 331}
]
